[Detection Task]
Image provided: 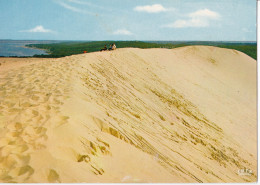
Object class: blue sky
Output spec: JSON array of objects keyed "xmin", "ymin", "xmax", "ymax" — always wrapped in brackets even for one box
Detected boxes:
[{"xmin": 0, "ymin": 0, "xmax": 257, "ymax": 41}]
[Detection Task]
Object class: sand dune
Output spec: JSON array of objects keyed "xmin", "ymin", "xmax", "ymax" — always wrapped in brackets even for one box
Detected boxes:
[{"xmin": 0, "ymin": 46, "xmax": 257, "ymax": 182}]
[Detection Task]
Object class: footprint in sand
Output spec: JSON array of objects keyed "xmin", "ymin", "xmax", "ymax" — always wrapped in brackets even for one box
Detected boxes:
[
  {"xmin": 18, "ymin": 165, "xmax": 34, "ymax": 177},
  {"xmin": 31, "ymin": 110, "xmax": 39, "ymax": 117},
  {"xmin": 31, "ymin": 95, "xmax": 39, "ymax": 101},
  {"xmin": 47, "ymin": 169, "xmax": 60, "ymax": 183},
  {"xmin": 35, "ymin": 127, "xmax": 47, "ymax": 136},
  {"xmin": 55, "ymin": 116, "xmax": 69, "ymax": 127}
]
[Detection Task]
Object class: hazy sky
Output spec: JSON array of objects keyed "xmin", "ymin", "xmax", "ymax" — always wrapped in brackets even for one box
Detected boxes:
[{"xmin": 0, "ymin": 0, "xmax": 257, "ymax": 41}]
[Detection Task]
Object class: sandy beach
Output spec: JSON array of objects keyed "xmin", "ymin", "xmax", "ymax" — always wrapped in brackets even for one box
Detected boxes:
[{"xmin": 0, "ymin": 46, "xmax": 257, "ymax": 182}]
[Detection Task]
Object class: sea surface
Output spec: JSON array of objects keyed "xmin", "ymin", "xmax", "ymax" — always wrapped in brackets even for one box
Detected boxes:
[{"xmin": 0, "ymin": 40, "xmax": 59, "ymax": 57}]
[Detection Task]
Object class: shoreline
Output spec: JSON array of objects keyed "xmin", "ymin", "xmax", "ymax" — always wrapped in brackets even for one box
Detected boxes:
[
  {"xmin": 21, "ymin": 45, "xmax": 51, "ymax": 55},
  {"xmin": 0, "ymin": 46, "xmax": 51, "ymax": 58}
]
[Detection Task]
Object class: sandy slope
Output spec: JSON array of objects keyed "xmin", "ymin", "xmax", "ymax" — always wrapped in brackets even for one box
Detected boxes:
[{"xmin": 0, "ymin": 46, "xmax": 257, "ymax": 183}]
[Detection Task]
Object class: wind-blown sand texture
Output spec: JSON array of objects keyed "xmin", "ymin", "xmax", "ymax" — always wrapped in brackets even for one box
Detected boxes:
[{"xmin": 0, "ymin": 46, "xmax": 257, "ymax": 183}]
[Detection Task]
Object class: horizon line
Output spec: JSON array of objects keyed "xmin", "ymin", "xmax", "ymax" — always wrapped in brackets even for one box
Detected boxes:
[{"xmin": 0, "ymin": 39, "xmax": 257, "ymax": 42}]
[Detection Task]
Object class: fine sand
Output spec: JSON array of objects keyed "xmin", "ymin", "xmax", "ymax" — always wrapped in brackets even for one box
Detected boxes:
[{"xmin": 0, "ymin": 46, "xmax": 257, "ymax": 182}]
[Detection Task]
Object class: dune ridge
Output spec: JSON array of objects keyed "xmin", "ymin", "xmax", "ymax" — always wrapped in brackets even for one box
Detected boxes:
[{"xmin": 0, "ymin": 46, "xmax": 257, "ymax": 182}]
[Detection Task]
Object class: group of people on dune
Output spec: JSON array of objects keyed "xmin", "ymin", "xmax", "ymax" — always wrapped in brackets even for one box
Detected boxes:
[{"xmin": 100, "ymin": 43, "xmax": 116, "ymax": 51}]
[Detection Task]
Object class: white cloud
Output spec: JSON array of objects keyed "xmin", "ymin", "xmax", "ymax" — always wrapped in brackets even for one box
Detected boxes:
[
  {"xmin": 113, "ymin": 29, "xmax": 133, "ymax": 35},
  {"xmin": 66, "ymin": 0, "xmax": 102, "ymax": 9},
  {"xmin": 164, "ymin": 9, "xmax": 220, "ymax": 28},
  {"xmin": 189, "ymin": 9, "xmax": 220, "ymax": 19},
  {"xmin": 134, "ymin": 4, "xmax": 167, "ymax": 13},
  {"xmin": 55, "ymin": 0, "xmax": 96, "ymax": 15},
  {"xmin": 20, "ymin": 25, "xmax": 53, "ymax": 33},
  {"xmin": 57, "ymin": 1, "xmax": 82, "ymax": 13}
]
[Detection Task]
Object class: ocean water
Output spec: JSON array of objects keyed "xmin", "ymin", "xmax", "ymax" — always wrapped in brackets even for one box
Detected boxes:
[{"xmin": 0, "ymin": 40, "xmax": 58, "ymax": 57}]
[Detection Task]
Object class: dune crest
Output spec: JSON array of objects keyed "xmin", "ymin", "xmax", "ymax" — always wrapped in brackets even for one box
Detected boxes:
[{"xmin": 0, "ymin": 46, "xmax": 257, "ymax": 182}]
